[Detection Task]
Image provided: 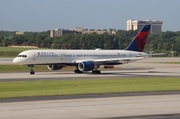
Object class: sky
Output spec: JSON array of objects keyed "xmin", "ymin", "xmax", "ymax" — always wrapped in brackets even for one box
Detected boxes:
[{"xmin": 0, "ymin": 0, "xmax": 180, "ymax": 32}]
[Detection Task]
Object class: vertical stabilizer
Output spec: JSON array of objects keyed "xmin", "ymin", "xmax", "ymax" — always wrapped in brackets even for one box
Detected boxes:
[{"xmin": 125, "ymin": 24, "xmax": 151, "ymax": 52}]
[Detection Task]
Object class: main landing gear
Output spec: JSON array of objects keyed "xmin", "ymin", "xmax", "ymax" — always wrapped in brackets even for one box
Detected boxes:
[
  {"xmin": 92, "ymin": 65, "xmax": 101, "ymax": 74},
  {"xmin": 28, "ymin": 65, "xmax": 35, "ymax": 75},
  {"xmin": 74, "ymin": 69, "xmax": 101, "ymax": 74},
  {"xmin": 74, "ymin": 69, "xmax": 83, "ymax": 73},
  {"xmin": 92, "ymin": 70, "xmax": 101, "ymax": 74}
]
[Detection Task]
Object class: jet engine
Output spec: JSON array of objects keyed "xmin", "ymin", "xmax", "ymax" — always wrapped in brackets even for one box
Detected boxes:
[
  {"xmin": 78, "ymin": 61, "xmax": 94, "ymax": 71},
  {"xmin": 47, "ymin": 65, "xmax": 63, "ymax": 70}
]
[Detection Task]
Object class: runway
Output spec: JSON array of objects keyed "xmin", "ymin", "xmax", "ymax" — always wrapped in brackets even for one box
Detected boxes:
[
  {"xmin": 0, "ymin": 58, "xmax": 13, "ymax": 64},
  {"xmin": 0, "ymin": 68, "xmax": 180, "ymax": 82},
  {"xmin": 1, "ymin": 94, "xmax": 180, "ymax": 119},
  {"xmin": 0, "ymin": 57, "xmax": 180, "ymax": 119}
]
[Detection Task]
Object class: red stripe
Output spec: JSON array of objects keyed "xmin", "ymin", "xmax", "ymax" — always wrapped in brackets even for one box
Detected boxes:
[{"xmin": 135, "ymin": 32, "xmax": 148, "ymax": 52}]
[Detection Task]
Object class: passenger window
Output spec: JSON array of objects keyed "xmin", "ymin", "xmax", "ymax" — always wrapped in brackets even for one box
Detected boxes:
[
  {"xmin": 23, "ymin": 55, "xmax": 25, "ymax": 57},
  {"xmin": 17, "ymin": 55, "xmax": 27, "ymax": 57}
]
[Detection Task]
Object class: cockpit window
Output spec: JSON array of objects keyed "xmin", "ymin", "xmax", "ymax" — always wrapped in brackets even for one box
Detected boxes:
[{"xmin": 18, "ymin": 55, "xmax": 27, "ymax": 57}]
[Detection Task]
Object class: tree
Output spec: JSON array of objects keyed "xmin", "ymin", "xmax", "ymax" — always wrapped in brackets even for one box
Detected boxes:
[
  {"xmin": 12, "ymin": 35, "xmax": 27, "ymax": 45},
  {"xmin": 2, "ymin": 38, "xmax": 13, "ymax": 46}
]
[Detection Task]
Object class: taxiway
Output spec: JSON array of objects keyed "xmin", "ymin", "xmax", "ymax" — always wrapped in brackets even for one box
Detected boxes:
[{"xmin": 0, "ymin": 57, "xmax": 180, "ymax": 82}]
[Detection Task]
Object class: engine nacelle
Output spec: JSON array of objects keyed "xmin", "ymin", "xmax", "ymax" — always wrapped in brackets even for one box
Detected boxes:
[
  {"xmin": 78, "ymin": 61, "xmax": 94, "ymax": 71},
  {"xmin": 47, "ymin": 65, "xmax": 63, "ymax": 70}
]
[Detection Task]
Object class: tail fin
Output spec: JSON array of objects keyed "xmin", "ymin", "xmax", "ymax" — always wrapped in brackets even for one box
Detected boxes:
[{"xmin": 125, "ymin": 24, "xmax": 151, "ymax": 52}]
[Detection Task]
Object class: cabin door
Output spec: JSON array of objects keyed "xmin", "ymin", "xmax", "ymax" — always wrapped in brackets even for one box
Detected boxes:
[
  {"xmin": 60, "ymin": 53, "xmax": 65, "ymax": 61},
  {"xmin": 32, "ymin": 53, "xmax": 36, "ymax": 60}
]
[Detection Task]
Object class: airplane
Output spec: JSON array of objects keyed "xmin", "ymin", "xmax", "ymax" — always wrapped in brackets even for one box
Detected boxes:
[{"xmin": 13, "ymin": 24, "xmax": 159, "ymax": 75}]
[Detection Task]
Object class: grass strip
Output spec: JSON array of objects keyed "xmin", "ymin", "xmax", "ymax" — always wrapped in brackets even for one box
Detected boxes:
[
  {"xmin": 0, "ymin": 65, "xmax": 114, "ymax": 72},
  {"xmin": 0, "ymin": 77, "xmax": 180, "ymax": 99},
  {"xmin": 0, "ymin": 65, "xmax": 77, "ymax": 72},
  {"xmin": 0, "ymin": 47, "xmax": 45, "ymax": 57},
  {"xmin": 0, "ymin": 47, "xmax": 39, "ymax": 51},
  {"xmin": 0, "ymin": 65, "xmax": 50, "ymax": 72}
]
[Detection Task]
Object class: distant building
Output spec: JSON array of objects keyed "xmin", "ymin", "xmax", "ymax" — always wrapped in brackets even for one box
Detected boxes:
[
  {"xmin": 16, "ymin": 31, "xmax": 24, "ymax": 35},
  {"xmin": 50, "ymin": 29, "xmax": 81, "ymax": 37},
  {"xmin": 82, "ymin": 30, "xmax": 114, "ymax": 35},
  {"xmin": 126, "ymin": 20, "xmax": 163, "ymax": 34},
  {"xmin": 50, "ymin": 27, "xmax": 116, "ymax": 37},
  {"xmin": 73, "ymin": 27, "xmax": 83, "ymax": 32}
]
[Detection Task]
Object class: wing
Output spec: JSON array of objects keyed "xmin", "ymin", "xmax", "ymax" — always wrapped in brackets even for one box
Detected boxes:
[
  {"xmin": 73, "ymin": 57, "xmax": 144, "ymax": 65},
  {"xmin": 136, "ymin": 53, "xmax": 166, "ymax": 57}
]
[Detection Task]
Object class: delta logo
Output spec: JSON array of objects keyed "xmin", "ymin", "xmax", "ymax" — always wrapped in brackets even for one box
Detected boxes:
[{"xmin": 37, "ymin": 52, "xmax": 55, "ymax": 55}]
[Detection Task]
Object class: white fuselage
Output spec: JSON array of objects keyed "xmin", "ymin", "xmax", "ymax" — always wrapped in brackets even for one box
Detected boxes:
[{"xmin": 13, "ymin": 49, "xmax": 147, "ymax": 65}]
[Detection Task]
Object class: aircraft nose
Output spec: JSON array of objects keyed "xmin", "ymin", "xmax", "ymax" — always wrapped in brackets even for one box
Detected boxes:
[{"xmin": 13, "ymin": 58, "xmax": 20, "ymax": 64}]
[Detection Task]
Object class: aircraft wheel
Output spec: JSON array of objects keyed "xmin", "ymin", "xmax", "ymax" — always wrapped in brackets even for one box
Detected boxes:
[
  {"xmin": 30, "ymin": 70, "xmax": 35, "ymax": 75},
  {"xmin": 92, "ymin": 70, "xmax": 101, "ymax": 74},
  {"xmin": 74, "ymin": 69, "xmax": 83, "ymax": 73},
  {"xmin": 97, "ymin": 70, "xmax": 101, "ymax": 74}
]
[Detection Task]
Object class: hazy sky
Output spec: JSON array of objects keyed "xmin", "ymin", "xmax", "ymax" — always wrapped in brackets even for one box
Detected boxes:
[{"xmin": 1, "ymin": 0, "xmax": 180, "ymax": 31}]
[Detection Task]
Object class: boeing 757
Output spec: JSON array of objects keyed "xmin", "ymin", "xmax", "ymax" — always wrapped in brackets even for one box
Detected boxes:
[{"xmin": 13, "ymin": 24, "xmax": 157, "ymax": 74}]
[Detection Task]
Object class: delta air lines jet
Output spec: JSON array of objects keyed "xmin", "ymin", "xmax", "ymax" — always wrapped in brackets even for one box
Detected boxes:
[{"xmin": 13, "ymin": 24, "xmax": 154, "ymax": 74}]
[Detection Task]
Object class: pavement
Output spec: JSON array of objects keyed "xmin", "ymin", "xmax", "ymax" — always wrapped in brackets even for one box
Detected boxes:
[{"xmin": 0, "ymin": 95, "xmax": 180, "ymax": 119}]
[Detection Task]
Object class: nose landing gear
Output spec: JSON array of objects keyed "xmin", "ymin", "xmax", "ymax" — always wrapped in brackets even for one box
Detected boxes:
[{"xmin": 28, "ymin": 65, "xmax": 35, "ymax": 75}]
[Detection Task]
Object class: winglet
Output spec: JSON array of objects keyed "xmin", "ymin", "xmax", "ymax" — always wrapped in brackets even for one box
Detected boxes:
[{"xmin": 125, "ymin": 24, "xmax": 151, "ymax": 52}]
